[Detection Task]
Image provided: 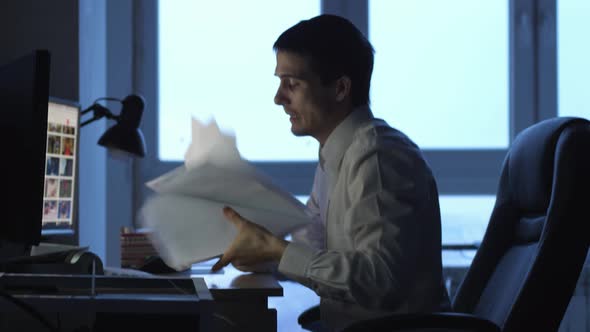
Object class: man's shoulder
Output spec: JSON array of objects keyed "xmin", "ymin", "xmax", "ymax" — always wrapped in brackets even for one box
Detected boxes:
[
  {"xmin": 352, "ymin": 118, "xmax": 420, "ymax": 153},
  {"xmin": 340, "ymin": 119, "xmax": 435, "ymax": 187}
]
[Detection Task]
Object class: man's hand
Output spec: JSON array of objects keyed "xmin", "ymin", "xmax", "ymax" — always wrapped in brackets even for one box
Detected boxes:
[{"xmin": 212, "ymin": 206, "xmax": 288, "ymax": 272}]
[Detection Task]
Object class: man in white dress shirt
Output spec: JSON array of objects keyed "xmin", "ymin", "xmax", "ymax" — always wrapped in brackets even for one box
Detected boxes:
[{"xmin": 212, "ymin": 14, "xmax": 450, "ymax": 331}]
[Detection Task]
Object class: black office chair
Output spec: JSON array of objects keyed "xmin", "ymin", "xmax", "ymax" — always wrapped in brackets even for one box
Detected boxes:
[{"xmin": 300, "ymin": 117, "xmax": 590, "ymax": 332}]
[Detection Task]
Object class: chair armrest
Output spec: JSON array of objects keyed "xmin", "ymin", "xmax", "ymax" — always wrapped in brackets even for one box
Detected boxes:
[
  {"xmin": 298, "ymin": 305, "xmax": 320, "ymax": 327},
  {"xmin": 342, "ymin": 312, "xmax": 500, "ymax": 332}
]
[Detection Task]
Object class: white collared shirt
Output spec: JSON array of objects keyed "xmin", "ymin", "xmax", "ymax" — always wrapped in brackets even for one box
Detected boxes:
[{"xmin": 278, "ymin": 106, "xmax": 450, "ymax": 330}]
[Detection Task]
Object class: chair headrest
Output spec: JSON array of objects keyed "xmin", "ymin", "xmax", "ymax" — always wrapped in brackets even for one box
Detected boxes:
[{"xmin": 507, "ymin": 117, "xmax": 590, "ymax": 215}]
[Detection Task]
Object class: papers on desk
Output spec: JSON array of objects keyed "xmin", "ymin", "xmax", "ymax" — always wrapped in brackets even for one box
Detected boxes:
[{"xmin": 139, "ymin": 118, "xmax": 312, "ymax": 271}]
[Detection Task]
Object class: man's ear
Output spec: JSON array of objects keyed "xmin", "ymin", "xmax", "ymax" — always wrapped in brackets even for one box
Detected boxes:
[{"xmin": 334, "ymin": 76, "xmax": 352, "ymax": 102}]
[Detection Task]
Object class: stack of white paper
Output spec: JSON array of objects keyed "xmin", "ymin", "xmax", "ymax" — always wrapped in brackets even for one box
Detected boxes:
[{"xmin": 139, "ymin": 118, "xmax": 312, "ymax": 270}]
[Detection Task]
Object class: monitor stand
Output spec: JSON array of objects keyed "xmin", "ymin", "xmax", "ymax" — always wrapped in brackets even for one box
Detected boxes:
[{"xmin": 0, "ymin": 243, "xmax": 104, "ymax": 275}]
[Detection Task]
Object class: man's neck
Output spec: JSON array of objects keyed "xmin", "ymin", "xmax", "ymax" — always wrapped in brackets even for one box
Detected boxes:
[{"xmin": 317, "ymin": 105, "xmax": 355, "ymax": 146}]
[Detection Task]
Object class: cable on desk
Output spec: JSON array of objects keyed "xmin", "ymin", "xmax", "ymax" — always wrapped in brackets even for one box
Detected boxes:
[
  {"xmin": 213, "ymin": 313, "xmax": 238, "ymax": 328},
  {"xmin": 166, "ymin": 279, "xmax": 191, "ymax": 295},
  {"xmin": 0, "ymin": 289, "xmax": 60, "ymax": 332}
]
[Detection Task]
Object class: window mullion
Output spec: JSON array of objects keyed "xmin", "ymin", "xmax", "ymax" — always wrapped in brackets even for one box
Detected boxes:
[
  {"xmin": 322, "ymin": 0, "xmax": 368, "ymax": 37},
  {"xmin": 509, "ymin": 0, "xmax": 558, "ymax": 141},
  {"xmin": 536, "ymin": 0, "xmax": 558, "ymax": 120},
  {"xmin": 509, "ymin": 0, "xmax": 537, "ymax": 142}
]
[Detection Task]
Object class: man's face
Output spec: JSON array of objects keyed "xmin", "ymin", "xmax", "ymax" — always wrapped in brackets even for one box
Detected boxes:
[{"xmin": 274, "ymin": 51, "xmax": 336, "ymax": 142}]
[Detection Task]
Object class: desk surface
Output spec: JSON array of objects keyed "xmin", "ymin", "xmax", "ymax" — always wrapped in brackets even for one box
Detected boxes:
[
  {"xmin": 165, "ymin": 262, "xmax": 284, "ymax": 332},
  {"xmin": 0, "ymin": 273, "xmax": 212, "ymax": 313},
  {"xmin": 1, "ymin": 262, "xmax": 284, "ymax": 332},
  {"xmin": 195, "ymin": 265, "xmax": 282, "ymax": 298},
  {"xmin": 156, "ymin": 260, "xmax": 283, "ymax": 299},
  {"xmin": 0, "ymin": 274, "xmax": 215, "ymax": 332}
]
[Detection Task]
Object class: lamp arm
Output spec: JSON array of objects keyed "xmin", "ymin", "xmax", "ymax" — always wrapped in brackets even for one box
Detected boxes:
[{"xmin": 80, "ymin": 103, "xmax": 120, "ymax": 127}]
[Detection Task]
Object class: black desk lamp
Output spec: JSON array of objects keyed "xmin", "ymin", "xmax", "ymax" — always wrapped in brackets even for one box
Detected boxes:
[{"xmin": 81, "ymin": 94, "xmax": 147, "ymax": 158}]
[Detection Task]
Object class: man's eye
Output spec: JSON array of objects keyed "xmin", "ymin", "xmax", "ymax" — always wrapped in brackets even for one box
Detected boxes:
[{"xmin": 279, "ymin": 78, "xmax": 300, "ymax": 91}]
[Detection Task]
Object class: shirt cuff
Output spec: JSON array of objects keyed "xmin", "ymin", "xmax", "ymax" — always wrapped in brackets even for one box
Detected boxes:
[{"xmin": 278, "ymin": 242, "xmax": 316, "ymax": 280}]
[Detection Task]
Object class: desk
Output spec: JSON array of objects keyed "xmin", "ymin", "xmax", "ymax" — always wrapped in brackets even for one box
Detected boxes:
[
  {"xmin": 171, "ymin": 263, "xmax": 284, "ymax": 332},
  {"xmin": 0, "ymin": 263, "xmax": 283, "ymax": 332},
  {"xmin": 0, "ymin": 273, "xmax": 213, "ymax": 331}
]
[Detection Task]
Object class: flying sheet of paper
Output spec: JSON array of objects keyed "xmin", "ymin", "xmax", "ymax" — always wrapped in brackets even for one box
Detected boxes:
[{"xmin": 139, "ymin": 118, "xmax": 312, "ymax": 270}]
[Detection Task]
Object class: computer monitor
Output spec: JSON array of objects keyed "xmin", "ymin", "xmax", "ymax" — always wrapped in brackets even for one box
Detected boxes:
[
  {"xmin": 41, "ymin": 98, "xmax": 80, "ymax": 244},
  {"xmin": 0, "ymin": 50, "xmax": 50, "ymax": 251}
]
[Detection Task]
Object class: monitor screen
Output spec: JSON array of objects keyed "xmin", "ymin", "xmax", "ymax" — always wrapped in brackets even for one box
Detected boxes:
[
  {"xmin": 0, "ymin": 50, "xmax": 50, "ymax": 247},
  {"xmin": 42, "ymin": 98, "xmax": 80, "ymax": 237}
]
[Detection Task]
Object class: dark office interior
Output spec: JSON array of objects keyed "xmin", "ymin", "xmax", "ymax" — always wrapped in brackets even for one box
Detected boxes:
[{"xmin": 0, "ymin": 0, "xmax": 588, "ymax": 331}]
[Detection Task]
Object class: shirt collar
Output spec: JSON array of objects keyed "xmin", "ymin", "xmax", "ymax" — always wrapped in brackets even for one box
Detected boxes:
[{"xmin": 319, "ymin": 105, "xmax": 373, "ymax": 173}]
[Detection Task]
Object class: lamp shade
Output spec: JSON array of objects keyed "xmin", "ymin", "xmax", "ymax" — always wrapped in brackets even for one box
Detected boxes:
[
  {"xmin": 98, "ymin": 124, "xmax": 146, "ymax": 157},
  {"xmin": 82, "ymin": 94, "xmax": 147, "ymax": 157}
]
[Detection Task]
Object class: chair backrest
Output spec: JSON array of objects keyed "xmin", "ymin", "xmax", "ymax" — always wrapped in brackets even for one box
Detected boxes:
[{"xmin": 452, "ymin": 117, "xmax": 590, "ymax": 331}]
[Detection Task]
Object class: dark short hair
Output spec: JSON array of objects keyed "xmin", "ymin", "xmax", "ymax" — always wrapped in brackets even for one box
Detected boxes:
[{"xmin": 273, "ymin": 14, "xmax": 375, "ymax": 107}]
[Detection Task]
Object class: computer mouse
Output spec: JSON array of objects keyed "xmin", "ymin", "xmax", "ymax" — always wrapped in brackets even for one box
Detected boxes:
[{"xmin": 66, "ymin": 250, "xmax": 104, "ymax": 275}]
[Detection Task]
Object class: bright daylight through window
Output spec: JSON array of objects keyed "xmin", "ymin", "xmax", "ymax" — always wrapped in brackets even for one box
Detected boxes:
[
  {"xmin": 558, "ymin": 0, "xmax": 590, "ymax": 119},
  {"xmin": 158, "ymin": 1, "xmax": 510, "ymax": 265},
  {"xmin": 158, "ymin": 0, "xmax": 320, "ymax": 162},
  {"xmin": 369, "ymin": 0, "xmax": 508, "ymax": 149}
]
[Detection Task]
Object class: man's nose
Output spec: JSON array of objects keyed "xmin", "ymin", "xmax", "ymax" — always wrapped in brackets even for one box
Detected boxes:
[{"xmin": 274, "ymin": 88, "xmax": 286, "ymax": 106}]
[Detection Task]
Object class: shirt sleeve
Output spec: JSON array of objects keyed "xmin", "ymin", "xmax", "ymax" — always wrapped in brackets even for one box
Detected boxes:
[{"xmin": 279, "ymin": 143, "xmax": 438, "ymax": 309}]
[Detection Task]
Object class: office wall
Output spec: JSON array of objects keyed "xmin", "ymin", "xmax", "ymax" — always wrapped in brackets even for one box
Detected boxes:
[
  {"xmin": 0, "ymin": 0, "xmax": 135, "ymax": 267},
  {"xmin": 0, "ymin": 0, "xmax": 80, "ymax": 246},
  {"xmin": 0, "ymin": 0, "xmax": 79, "ymax": 101},
  {"xmin": 79, "ymin": 0, "xmax": 135, "ymax": 267}
]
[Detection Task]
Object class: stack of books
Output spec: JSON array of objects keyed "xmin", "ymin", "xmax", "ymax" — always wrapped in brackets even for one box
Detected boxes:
[{"xmin": 120, "ymin": 227, "xmax": 158, "ymax": 268}]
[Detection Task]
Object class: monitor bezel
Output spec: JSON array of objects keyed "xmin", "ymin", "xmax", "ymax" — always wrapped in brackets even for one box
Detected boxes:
[{"xmin": 0, "ymin": 50, "xmax": 50, "ymax": 249}]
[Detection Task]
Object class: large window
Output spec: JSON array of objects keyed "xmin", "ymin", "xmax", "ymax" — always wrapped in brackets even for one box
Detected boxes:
[
  {"xmin": 558, "ymin": 0, "xmax": 590, "ymax": 119},
  {"xmin": 368, "ymin": 1, "xmax": 508, "ymax": 248},
  {"xmin": 136, "ymin": 0, "xmax": 562, "ymax": 266},
  {"xmin": 158, "ymin": 0, "xmax": 320, "ymax": 162},
  {"xmin": 369, "ymin": 0, "xmax": 509, "ymax": 149}
]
